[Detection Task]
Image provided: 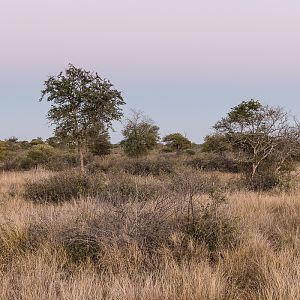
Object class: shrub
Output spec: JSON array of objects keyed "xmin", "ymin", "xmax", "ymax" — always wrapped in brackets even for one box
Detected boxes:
[
  {"xmin": 23, "ymin": 172, "xmax": 105, "ymax": 203},
  {"xmin": 185, "ymin": 149, "xmax": 196, "ymax": 156},
  {"xmin": 121, "ymin": 111, "xmax": 160, "ymax": 157},
  {"xmin": 46, "ymin": 150, "xmax": 78, "ymax": 171},
  {"xmin": 185, "ymin": 194, "xmax": 240, "ymax": 253},
  {"xmin": 123, "ymin": 158, "xmax": 174, "ymax": 176},
  {"xmin": 186, "ymin": 153, "xmax": 239, "ymax": 173},
  {"xmin": 103, "ymin": 174, "xmax": 164, "ymax": 203},
  {"xmin": 60, "ymin": 227, "xmax": 102, "ymax": 263},
  {"xmin": 0, "ymin": 223, "xmax": 28, "ymax": 261},
  {"xmin": 0, "ymin": 147, "xmax": 77, "ymax": 171},
  {"xmin": 27, "ymin": 144, "xmax": 55, "ymax": 166},
  {"xmin": 162, "ymin": 133, "xmax": 192, "ymax": 152},
  {"xmin": 243, "ymin": 173, "xmax": 280, "ymax": 191},
  {"xmin": 169, "ymin": 168, "xmax": 223, "ymax": 196}
]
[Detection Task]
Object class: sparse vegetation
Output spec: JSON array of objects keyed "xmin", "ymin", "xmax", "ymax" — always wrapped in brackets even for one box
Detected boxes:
[
  {"xmin": 23, "ymin": 171, "xmax": 105, "ymax": 203},
  {"xmin": 1, "ymin": 98, "xmax": 300, "ymax": 299},
  {"xmin": 0, "ymin": 167, "xmax": 299, "ymax": 299}
]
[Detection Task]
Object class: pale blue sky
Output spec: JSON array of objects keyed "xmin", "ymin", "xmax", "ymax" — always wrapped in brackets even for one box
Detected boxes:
[{"xmin": 1, "ymin": 0, "xmax": 300, "ymax": 143}]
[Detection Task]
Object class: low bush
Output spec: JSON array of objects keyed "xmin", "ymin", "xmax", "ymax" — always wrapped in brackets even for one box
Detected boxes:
[
  {"xmin": 123, "ymin": 158, "xmax": 175, "ymax": 176},
  {"xmin": 187, "ymin": 153, "xmax": 239, "ymax": 173},
  {"xmin": 169, "ymin": 168, "xmax": 223, "ymax": 196},
  {"xmin": 60, "ymin": 226, "xmax": 102, "ymax": 263},
  {"xmin": 102, "ymin": 174, "xmax": 164, "ymax": 203},
  {"xmin": 45, "ymin": 150, "xmax": 78, "ymax": 171},
  {"xmin": 185, "ymin": 149, "xmax": 196, "ymax": 156},
  {"xmin": 185, "ymin": 194, "xmax": 240, "ymax": 253},
  {"xmin": 243, "ymin": 173, "xmax": 280, "ymax": 191},
  {"xmin": 23, "ymin": 171, "xmax": 105, "ymax": 203},
  {"xmin": 0, "ymin": 223, "xmax": 28, "ymax": 261}
]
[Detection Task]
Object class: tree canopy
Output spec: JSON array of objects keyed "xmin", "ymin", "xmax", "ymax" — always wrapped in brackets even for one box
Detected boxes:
[
  {"xmin": 163, "ymin": 133, "xmax": 191, "ymax": 152},
  {"xmin": 121, "ymin": 110, "xmax": 160, "ymax": 157},
  {"xmin": 40, "ymin": 64, "xmax": 125, "ymax": 170},
  {"xmin": 207, "ymin": 99, "xmax": 300, "ymax": 182}
]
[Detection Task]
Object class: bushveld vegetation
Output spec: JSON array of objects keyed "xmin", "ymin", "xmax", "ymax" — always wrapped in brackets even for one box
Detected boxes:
[
  {"xmin": 1, "ymin": 65, "xmax": 300, "ymax": 299},
  {"xmin": 0, "ymin": 162, "xmax": 299, "ymax": 299}
]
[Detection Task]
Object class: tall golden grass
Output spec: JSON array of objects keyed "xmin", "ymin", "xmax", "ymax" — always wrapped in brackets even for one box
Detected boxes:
[{"xmin": 0, "ymin": 170, "xmax": 299, "ymax": 300}]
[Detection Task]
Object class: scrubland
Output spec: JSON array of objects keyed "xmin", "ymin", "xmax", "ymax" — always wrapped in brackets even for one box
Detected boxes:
[{"xmin": 0, "ymin": 157, "xmax": 299, "ymax": 300}]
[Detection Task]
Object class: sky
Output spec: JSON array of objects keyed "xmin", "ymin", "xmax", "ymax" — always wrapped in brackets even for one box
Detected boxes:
[{"xmin": 1, "ymin": 0, "xmax": 300, "ymax": 143}]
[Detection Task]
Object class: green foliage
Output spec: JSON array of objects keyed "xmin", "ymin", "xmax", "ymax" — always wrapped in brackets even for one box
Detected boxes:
[
  {"xmin": 121, "ymin": 111, "xmax": 160, "ymax": 157},
  {"xmin": 222, "ymin": 99, "xmax": 262, "ymax": 126},
  {"xmin": 23, "ymin": 172, "xmax": 105, "ymax": 203},
  {"xmin": 27, "ymin": 144, "xmax": 55, "ymax": 166},
  {"xmin": 40, "ymin": 64, "xmax": 125, "ymax": 170},
  {"xmin": 163, "ymin": 133, "xmax": 191, "ymax": 152},
  {"xmin": 201, "ymin": 134, "xmax": 232, "ymax": 153},
  {"xmin": 211, "ymin": 99, "xmax": 300, "ymax": 189}
]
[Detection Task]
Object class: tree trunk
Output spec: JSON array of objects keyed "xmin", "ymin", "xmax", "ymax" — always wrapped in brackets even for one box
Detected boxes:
[
  {"xmin": 78, "ymin": 143, "xmax": 85, "ymax": 172},
  {"xmin": 251, "ymin": 163, "xmax": 258, "ymax": 179}
]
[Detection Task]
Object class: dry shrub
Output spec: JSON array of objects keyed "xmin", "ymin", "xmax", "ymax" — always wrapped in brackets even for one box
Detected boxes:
[
  {"xmin": 0, "ymin": 169, "xmax": 299, "ymax": 299},
  {"xmin": 185, "ymin": 195, "xmax": 240, "ymax": 253},
  {"xmin": 123, "ymin": 157, "xmax": 175, "ymax": 176},
  {"xmin": 262, "ymin": 201, "xmax": 300, "ymax": 251},
  {"xmin": 0, "ymin": 222, "xmax": 27, "ymax": 262},
  {"xmin": 72, "ymin": 200, "xmax": 175, "ymax": 265},
  {"xmin": 102, "ymin": 173, "xmax": 165, "ymax": 203},
  {"xmin": 221, "ymin": 236, "xmax": 300, "ymax": 300},
  {"xmin": 23, "ymin": 171, "xmax": 105, "ymax": 203},
  {"xmin": 169, "ymin": 167, "xmax": 224, "ymax": 195},
  {"xmin": 187, "ymin": 153, "xmax": 239, "ymax": 173},
  {"xmin": 87, "ymin": 156, "xmax": 175, "ymax": 176},
  {"xmin": 24, "ymin": 196, "xmax": 177, "ymax": 269}
]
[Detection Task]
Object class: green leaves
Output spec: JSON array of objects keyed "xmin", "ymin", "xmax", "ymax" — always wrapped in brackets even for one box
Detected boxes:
[
  {"xmin": 162, "ymin": 133, "xmax": 191, "ymax": 152},
  {"xmin": 40, "ymin": 64, "xmax": 125, "ymax": 169},
  {"xmin": 121, "ymin": 111, "xmax": 160, "ymax": 157}
]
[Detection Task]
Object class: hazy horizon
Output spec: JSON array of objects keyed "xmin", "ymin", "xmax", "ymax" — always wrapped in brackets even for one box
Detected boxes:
[{"xmin": 1, "ymin": 0, "xmax": 300, "ymax": 143}]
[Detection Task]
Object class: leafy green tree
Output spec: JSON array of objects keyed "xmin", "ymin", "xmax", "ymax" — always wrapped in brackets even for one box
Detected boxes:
[
  {"xmin": 121, "ymin": 110, "xmax": 160, "ymax": 157},
  {"xmin": 40, "ymin": 64, "xmax": 125, "ymax": 171},
  {"xmin": 163, "ymin": 133, "xmax": 191, "ymax": 152},
  {"xmin": 211, "ymin": 99, "xmax": 300, "ymax": 180},
  {"xmin": 201, "ymin": 134, "xmax": 233, "ymax": 153}
]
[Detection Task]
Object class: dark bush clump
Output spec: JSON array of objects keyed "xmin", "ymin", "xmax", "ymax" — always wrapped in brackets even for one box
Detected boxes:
[
  {"xmin": 243, "ymin": 173, "xmax": 280, "ymax": 191},
  {"xmin": 102, "ymin": 174, "xmax": 164, "ymax": 203},
  {"xmin": 187, "ymin": 153, "xmax": 239, "ymax": 173},
  {"xmin": 23, "ymin": 172, "xmax": 105, "ymax": 203},
  {"xmin": 123, "ymin": 158, "xmax": 174, "ymax": 176}
]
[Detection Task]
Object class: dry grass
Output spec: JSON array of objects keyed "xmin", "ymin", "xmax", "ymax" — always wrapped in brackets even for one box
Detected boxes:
[{"xmin": 0, "ymin": 169, "xmax": 299, "ymax": 299}]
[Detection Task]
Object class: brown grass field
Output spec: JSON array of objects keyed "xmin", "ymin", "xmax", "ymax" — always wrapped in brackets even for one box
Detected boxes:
[{"xmin": 0, "ymin": 168, "xmax": 299, "ymax": 300}]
